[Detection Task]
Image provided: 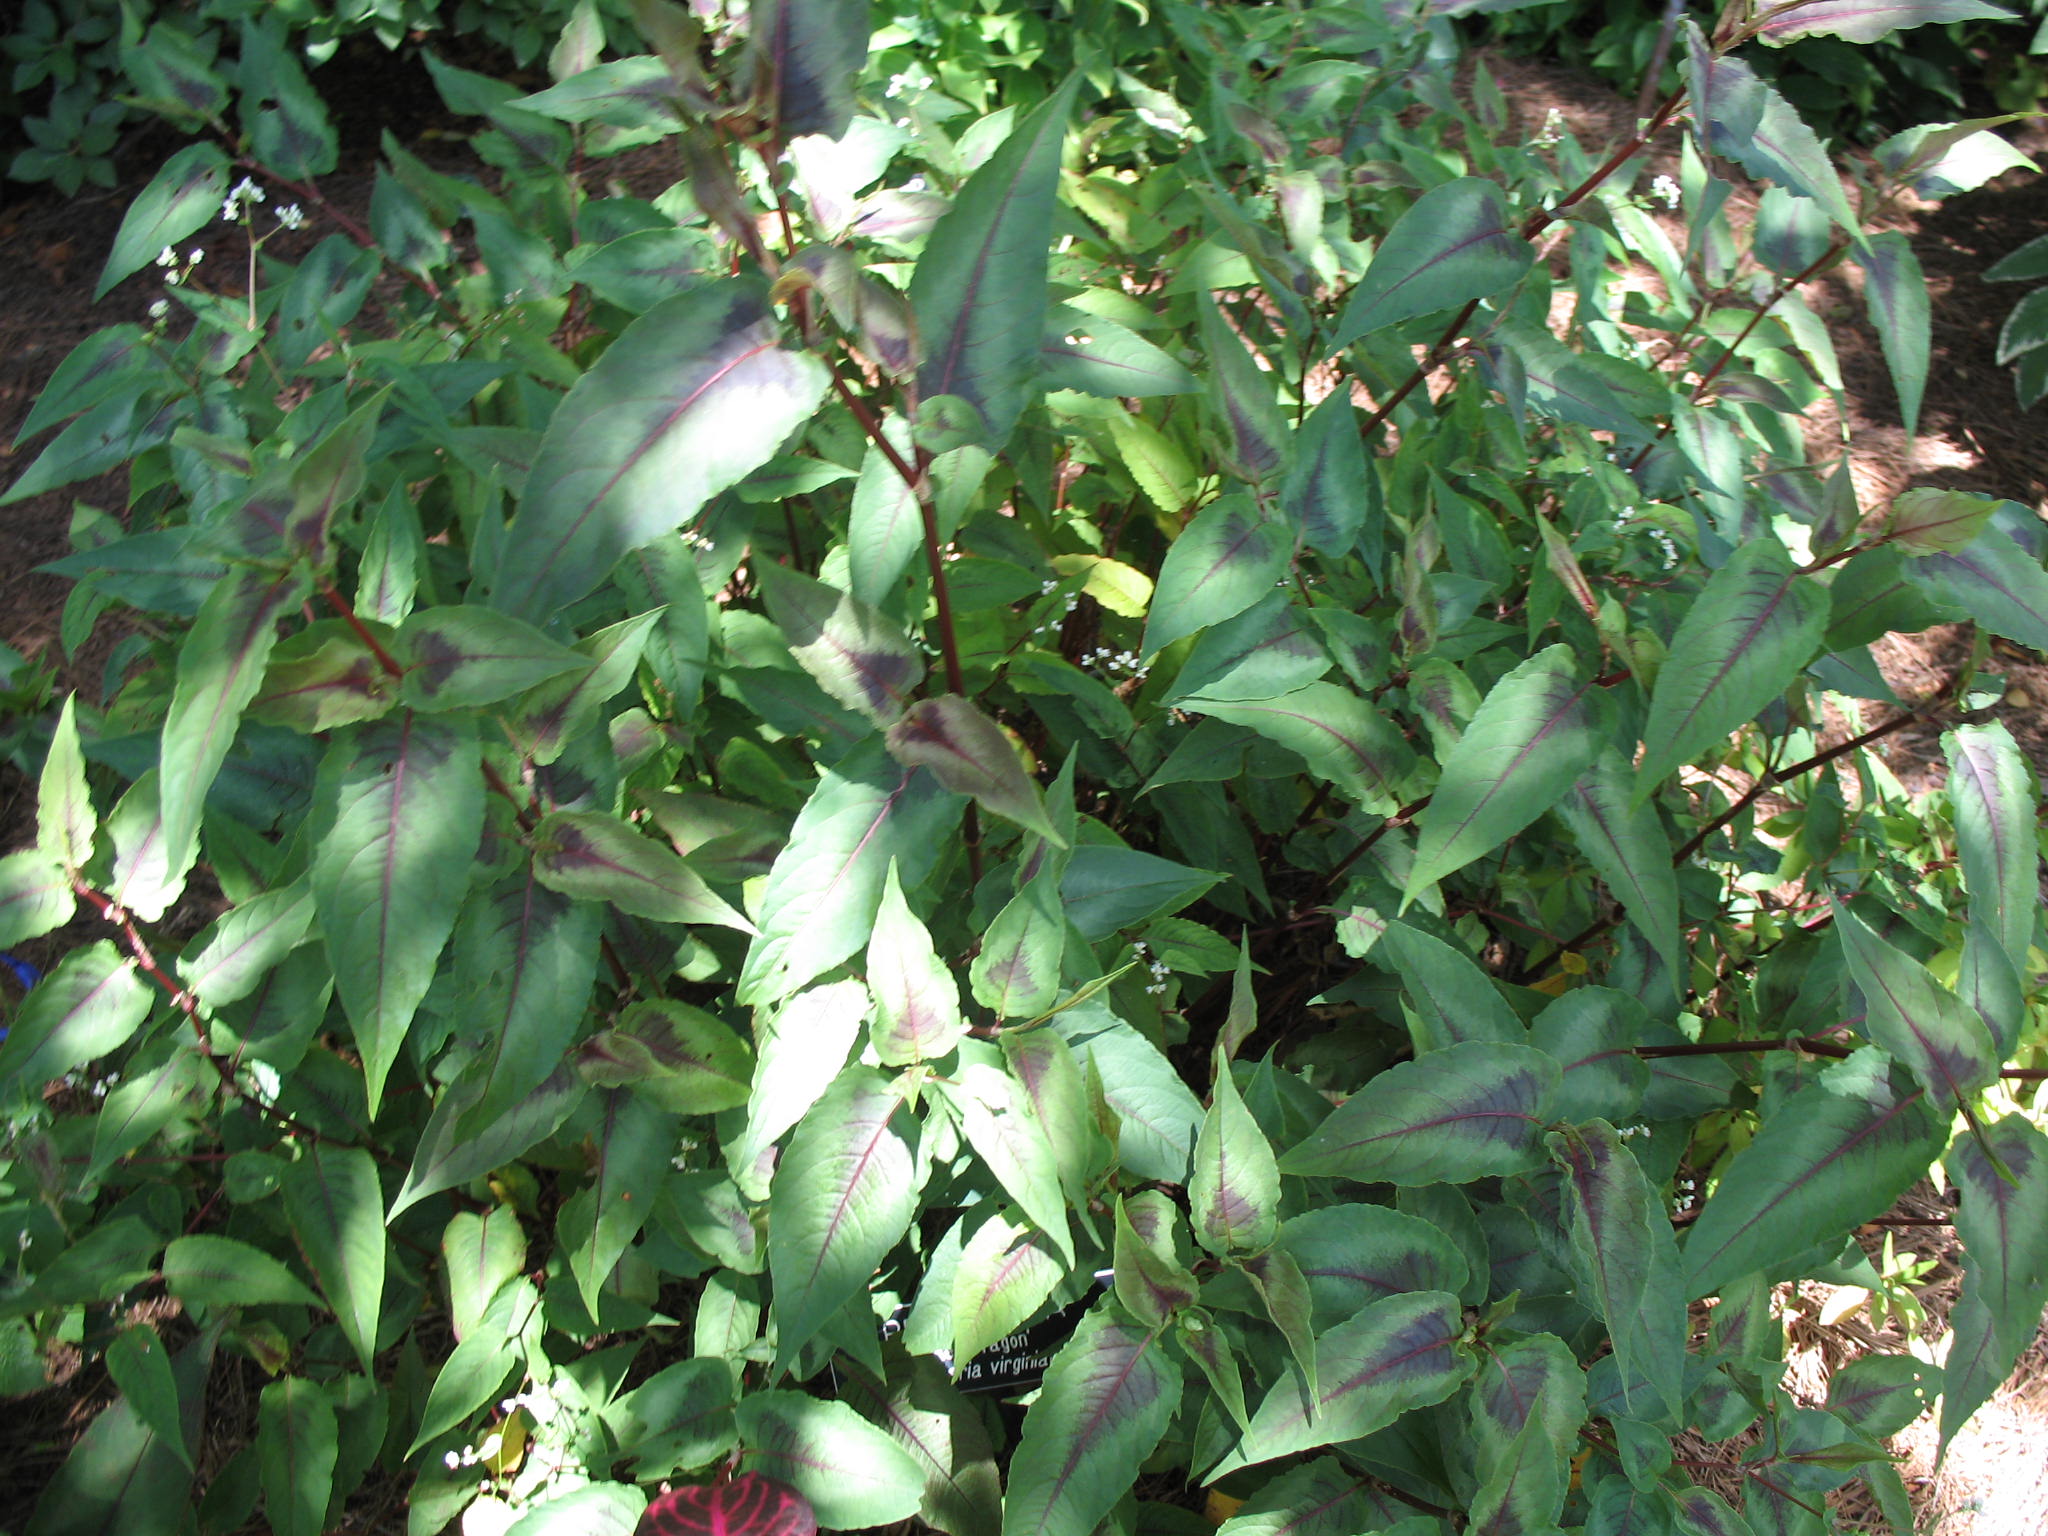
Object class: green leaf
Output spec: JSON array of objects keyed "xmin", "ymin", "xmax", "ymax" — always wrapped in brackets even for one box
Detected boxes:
[
  {"xmin": 1375, "ymin": 920, "xmax": 1528, "ymax": 1051},
  {"xmin": 1884, "ymin": 487, "xmax": 1998, "ymax": 555},
  {"xmin": 1904, "ymin": 520, "xmax": 2048, "ymax": 652},
  {"xmin": 1239, "ymin": 1247, "xmax": 1319, "ymax": 1406},
  {"xmin": 1557, "ymin": 753, "xmax": 1683, "ymax": 984},
  {"xmin": 576, "ymin": 1000, "xmax": 754, "ymax": 1115},
  {"xmin": 312, "ymin": 714, "xmax": 483, "ymax": 1115},
  {"xmin": 1191, "ymin": 1063, "xmax": 1280, "ymax": 1256},
  {"xmin": 739, "ymin": 740, "xmax": 961, "ymax": 1006},
  {"xmin": 1332, "ymin": 177, "xmax": 1534, "ymax": 345},
  {"xmin": 866, "ymin": 862, "xmax": 967, "ymax": 1065},
  {"xmin": 1198, "ymin": 295, "xmax": 1289, "ymax": 482},
  {"xmin": 440, "ymin": 1207, "xmax": 526, "ymax": 1344},
  {"xmin": 886, "ymin": 694, "xmax": 1062, "ymax": 845},
  {"xmin": 1638, "ymin": 541, "xmax": 1828, "ymax": 790},
  {"xmin": 1827, "ymin": 1355, "xmax": 1938, "ymax": 1441},
  {"xmin": 1757, "ymin": 0, "xmax": 2016, "ymax": 46},
  {"xmin": 0, "ymin": 849, "xmax": 73, "ymax": 949},
  {"xmin": 1214, "ymin": 1458, "xmax": 1393, "ymax": 1536},
  {"xmin": 1211, "ymin": 1291, "xmax": 1472, "ymax": 1476},
  {"xmin": 1468, "ymin": 1333, "xmax": 1586, "ymax": 1536},
  {"xmin": 506, "ymin": 608, "xmax": 661, "ymax": 767},
  {"xmin": 1184, "ymin": 683, "xmax": 1414, "ymax": 816},
  {"xmin": 504, "ymin": 1485, "xmax": 646, "ymax": 1536},
  {"xmin": 0, "ymin": 942, "xmax": 153, "ymax": 1099},
  {"xmin": 946, "ymin": 1062, "xmax": 1071, "ymax": 1257},
  {"xmin": 1833, "ymin": 899, "xmax": 2000, "ymax": 1098},
  {"xmin": 1166, "ymin": 591, "xmax": 1329, "ymax": 706},
  {"xmin": 1532, "ymin": 988, "xmax": 1653, "ymax": 1125},
  {"xmin": 768, "ymin": 1065, "xmax": 919, "ymax": 1367},
  {"xmin": 1104, "ymin": 411, "xmax": 1199, "ymax": 514},
  {"xmin": 257, "ymin": 1377, "xmax": 337, "ymax": 1536},
  {"xmin": 560, "ymin": 1088, "xmax": 677, "ymax": 1318},
  {"xmin": 396, "ymin": 606, "xmax": 591, "ymax": 711},
  {"xmin": 449, "ymin": 865, "xmax": 602, "ymax": 1134},
  {"xmin": 729, "ymin": 979, "xmax": 869, "ymax": 1190},
  {"xmin": 736, "ymin": 1391, "xmax": 926, "ymax": 1530},
  {"xmin": 1002, "ymin": 1307, "xmax": 1182, "ymax": 1536},
  {"xmin": 1277, "ymin": 1041, "xmax": 1560, "ymax": 1184},
  {"xmin": 159, "ymin": 566, "xmax": 311, "ymax": 873},
  {"xmin": 487, "ymin": 281, "xmax": 827, "ymax": 620},
  {"xmin": 1406, "ymin": 644, "xmax": 1602, "ymax": 897},
  {"xmin": 1044, "ymin": 310, "xmax": 1197, "ymax": 397},
  {"xmin": 758, "ymin": 563, "xmax": 924, "ymax": 725},
  {"xmin": 1142, "ymin": 494, "xmax": 1292, "ymax": 658},
  {"xmin": 970, "ymin": 864, "xmax": 1067, "ymax": 1021},
  {"xmin": 97, "ymin": 142, "xmax": 230, "ymax": 298},
  {"xmin": 1945, "ymin": 720, "xmax": 2040, "ymax": 976},
  {"xmin": 391, "ymin": 1066, "xmax": 586, "ymax": 1219},
  {"xmin": 1941, "ymin": 1113, "xmax": 2048, "ymax": 1447},
  {"xmin": 1549, "ymin": 1122, "xmax": 1687, "ymax": 1423},
  {"xmin": 910, "ymin": 76, "xmax": 1081, "ymax": 450},
  {"xmin": 1681, "ymin": 1081, "xmax": 1944, "ymax": 1298},
  {"xmin": 410, "ymin": 1279, "xmax": 537, "ymax": 1452},
  {"xmin": 1685, "ymin": 27, "xmax": 1857, "ymax": 231},
  {"xmin": 605, "ymin": 1357, "xmax": 735, "ymax": 1479},
  {"xmin": 1860, "ymin": 231, "xmax": 1930, "ymax": 441},
  {"xmin": 1054, "ymin": 1005, "xmax": 1205, "ymax": 1182},
  {"xmin": 86, "ymin": 1047, "xmax": 208, "ymax": 1186},
  {"xmin": 161, "ymin": 1234, "xmax": 321, "ymax": 1310},
  {"xmin": 281, "ymin": 1145, "xmax": 386, "ymax": 1375},
  {"xmin": 1282, "ymin": 391, "xmax": 1374, "ymax": 558},
  {"xmin": 1273, "ymin": 1203, "xmax": 1470, "ymax": 1318},
  {"xmin": 37, "ymin": 695, "xmax": 93, "ymax": 871},
  {"xmin": 532, "ymin": 809, "xmax": 752, "ymax": 931},
  {"xmin": 845, "ymin": 1355, "xmax": 1004, "ymax": 1536},
  {"xmin": 1114, "ymin": 1191, "xmax": 1200, "ymax": 1325},
  {"xmin": 749, "ymin": 0, "xmax": 873, "ymax": 140},
  {"xmin": 952, "ymin": 1209, "xmax": 1065, "ymax": 1368},
  {"xmin": 22, "ymin": 1336, "xmax": 205, "ymax": 1536},
  {"xmin": 1003, "ymin": 1028, "xmax": 1104, "ymax": 1202},
  {"xmin": 106, "ymin": 1327, "xmax": 190, "ymax": 1471}
]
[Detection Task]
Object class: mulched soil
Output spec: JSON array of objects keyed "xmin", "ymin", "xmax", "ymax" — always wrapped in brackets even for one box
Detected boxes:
[{"xmin": 2, "ymin": 40, "xmax": 2046, "ymax": 1536}]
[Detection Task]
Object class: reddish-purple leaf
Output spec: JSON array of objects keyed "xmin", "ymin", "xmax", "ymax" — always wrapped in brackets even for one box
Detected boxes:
[{"xmin": 636, "ymin": 1474, "xmax": 818, "ymax": 1536}]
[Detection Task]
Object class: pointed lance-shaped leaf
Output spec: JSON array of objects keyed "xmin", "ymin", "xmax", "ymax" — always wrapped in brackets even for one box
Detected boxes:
[
  {"xmin": 636, "ymin": 1474, "xmax": 819, "ymax": 1536},
  {"xmin": 1904, "ymin": 518, "xmax": 2048, "ymax": 654},
  {"xmin": 1239, "ymin": 1247, "xmax": 1319, "ymax": 1406},
  {"xmin": 159, "ymin": 565, "xmax": 312, "ymax": 877},
  {"xmin": 0, "ymin": 849, "xmax": 73, "ymax": 950},
  {"xmin": 728, "ymin": 979, "xmax": 870, "ymax": 1187},
  {"xmin": 836, "ymin": 1354, "xmax": 1001, "ymax": 1536},
  {"xmin": 1861, "ymin": 231, "xmax": 1930, "ymax": 442},
  {"xmin": 1637, "ymin": 540, "xmax": 1829, "ymax": 791},
  {"xmin": 0, "ymin": 941, "xmax": 153, "ymax": 1102},
  {"xmin": 1758, "ymin": 0, "xmax": 2016, "ymax": 47},
  {"xmin": 1198, "ymin": 294, "xmax": 1290, "ymax": 483},
  {"xmin": 1833, "ymin": 898, "xmax": 2000, "ymax": 1098},
  {"xmin": 1939, "ymin": 1113, "xmax": 2048, "ymax": 1450},
  {"xmin": 532, "ymin": 809, "xmax": 753, "ymax": 932},
  {"xmin": 968, "ymin": 863, "xmax": 1066, "ymax": 1021},
  {"xmin": 396, "ymin": 605, "xmax": 592, "ymax": 712},
  {"xmin": 910, "ymin": 76, "xmax": 1081, "ymax": 452},
  {"xmin": 1944, "ymin": 720, "xmax": 2039, "ymax": 976},
  {"xmin": 886, "ymin": 694, "xmax": 1063, "ymax": 845},
  {"xmin": 757, "ymin": 563, "xmax": 923, "ymax": 726},
  {"xmin": 1001, "ymin": 1307, "xmax": 1182, "ymax": 1536},
  {"xmin": 1142, "ymin": 494, "xmax": 1292, "ymax": 658},
  {"xmin": 866, "ymin": 862, "xmax": 967, "ymax": 1066},
  {"xmin": 1467, "ymin": 1333, "xmax": 1586, "ymax": 1536},
  {"xmin": 1114, "ymin": 1191, "xmax": 1200, "ymax": 1326},
  {"xmin": 1273, "ymin": 1203, "xmax": 1470, "ymax": 1317},
  {"xmin": 1884, "ymin": 487, "xmax": 1998, "ymax": 556},
  {"xmin": 561, "ymin": 1088, "xmax": 678, "ymax": 1320},
  {"xmin": 1184, "ymin": 682, "xmax": 1415, "ymax": 816},
  {"xmin": 947, "ymin": 1062, "xmax": 1071, "ymax": 1257},
  {"xmin": 768, "ymin": 1066, "xmax": 919, "ymax": 1368},
  {"xmin": 37, "ymin": 695, "xmax": 93, "ymax": 872},
  {"xmin": 487, "ymin": 280, "xmax": 827, "ymax": 621},
  {"xmin": 1374, "ymin": 921, "xmax": 1528, "ymax": 1051},
  {"xmin": 98, "ymin": 141, "xmax": 231, "ymax": 298},
  {"xmin": 257, "ymin": 1376, "xmax": 338, "ymax": 1536},
  {"xmin": 1210, "ymin": 1290, "xmax": 1473, "ymax": 1477},
  {"xmin": 748, "ymin": 0, "xmax": 872, "ymax": 141},
  {"xmin": 312, "ymin": 714, "xmax": 483, "ymax": 1115},
  {"xmin": 1210, "ymin": 1457, "xmax": 1406, "ymax": 1536},
  {"xmin": 1278, "ymin": 1041, "xmax": 1560, "ymax": 1185},
  {"xmin": 1682, "ymin": 1080, "xmax": 1945, "ymax": 1298},
  {"xmin": 736, "ymin": 1393, "xmax": 924, "ymax": 1531},
  {"xmin": 951, "ymin": 1209, "xmax": 1065, "ymax": 1369},
  {"xmin": 575, "ymin": 999, "xmax": 755, "ymax": 1116},
  {"xmin": 1684, "ymin": 25, "xmax": 1858, "ymax": 231},
  {"xmin": 1331, "ymin": 177, "xmax": 1534, "ymax": 346},
  {"xmin": 1557, "ymin": 752, "xmax": 1683, "ymax": 985},
  {"xmin": 280, "ymin": 1145, "xmax": 385, "ymax": 1375},
  {"xmin": 1281, "ymin": 390, "xmax": 1374, "ymax": 559},
  {"xmin": 1192, "ymin": 1064, "xmax": 1280, "ymax": 1257},
  {"xmin": 104, "ymin": 1326, "xmax": 189, "ymax": 1472}
]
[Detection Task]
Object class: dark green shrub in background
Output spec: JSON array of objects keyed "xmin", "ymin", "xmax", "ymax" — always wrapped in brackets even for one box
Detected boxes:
[{"xmin": 2, "ymin": 2, "xmax": 2047, "ymax": 1533}]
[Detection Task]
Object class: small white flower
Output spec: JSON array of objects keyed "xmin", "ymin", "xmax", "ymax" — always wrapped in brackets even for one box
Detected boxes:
[
  {"xmin": 156, "ymin": 246, "xmax": 177, "ymax": 268},
  {"xmin": 148, "ymin": 299, "xmax": 169, "ymax": 320},
  {"xmin": 1650, "ymin": 174, "xmax": 1681, "ymax": 210},
  {"xmin": 188, "ymin": 247, "xmax": 204, "ymax": 264},
  {"xmin": 1534, "ymin": 107, "xmax": 1565, "ymax": 150},
  {"xmin": 444, "ymin": 1451, "xmax": 462, "ymax": 1470},
  {"xmin": 276, "ymin": 203, "xmax": 305, "ymax": 231}
]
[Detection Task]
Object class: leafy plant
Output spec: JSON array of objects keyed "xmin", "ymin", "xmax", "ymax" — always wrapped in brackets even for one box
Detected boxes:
[{"xmin": 4, "ymin": 1, "xmax": 2047, "ymax": 1534}]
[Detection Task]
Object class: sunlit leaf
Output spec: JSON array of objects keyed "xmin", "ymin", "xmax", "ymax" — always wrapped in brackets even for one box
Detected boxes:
[
  {"xmin": 1833, "ymin": 899, "xmax": 2000, "ymax": 1098},
  {"xmin": 1332, "ymin": 178, "xmax": 1533, "ymax": 344},
  {"xmin": 1940, "ymin": 1113, "xmax": 2048, "ymax": 1448},
  {"xmin": 736, "ymin": 1392, "xmax": 925, "ymax": 1531}
]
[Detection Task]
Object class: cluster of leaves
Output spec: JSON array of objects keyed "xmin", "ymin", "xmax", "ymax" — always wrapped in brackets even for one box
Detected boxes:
[
  {"xmin": 3, "ymin": 1, "xmax": 2048, "ymax": 1534},
  {"xmin": 2, "ymin": 0, "xmax": 612, "ymax": 193}
]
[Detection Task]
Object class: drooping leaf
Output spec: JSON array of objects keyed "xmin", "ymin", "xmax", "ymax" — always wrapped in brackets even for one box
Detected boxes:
[
  {"xmin": 396, "ymin": 606, "xmax": 592, "ymax": 711},
  {"xmin": 1055, "ymin": 1005, "xmax": 1205, "ymax": 1183},
  {"xmin": 1114, "ymin": 1191, "xmax": 1200, "ymax": 1326},
  {"xmin": 1549, "ymin": 1122, "xmax": 1687, "ymax": 1422},
  {"xmin": 1279, "ymin": 1041, "xmax": 1560, "ymax": 1184},
  {"xmin": 1904, "ymin": 519, "xmax": 2048, "ymax": 653},
  {"xmin": 280, "ymin": 1145, "xmax": 386, "ymax": 1375},
  {"xmin": 886, "ymin": 694, "xmax": 1062, "ymax": 845},
  {"xmin": 576, "ymin": 1000, "xmax": 755, "ymax": 1115},
  {"xmin": 1198, "ymin": 295, "xmax": 1289, "ymax": 482},
  {"xmin": 866, "ymin": 862, "xmax": 967, "ymax": 1065},
  {"xmin": 736, "ymin": 1392, "xmax": 925, "ymax": 1531},
  {"xmin": 256, "ymin": 1377, "xmax": 338, "ymax": 1536},
  {"xmin": 0, "ymin": 942, "xmax": 153, "ymax": 1099},
  {"xmin": 1184, "ymin": 683, "xmax": 1414, "ymax": 816},
  {"xmin": 748, "ymin": 0, "xmax": 872, "ymax": 140},
  {"xmin": 1833, "ymin": 898, "xmax": 2000, "ymax": 1098},
  {"xmin": 636, "ymin": 1474, "xmax": 818, "ymax": 1536},
  {"xmin": 739, "ymin": 740, "xmax": 961, "ymax": 1005},
  {"xmin": 1637, "ymin": 540, "xmax": 1828, "ymax": 790},
  {"xmin": 910, "ymin": 77, "xmax": 1082, "ymax": 450},
  {"xmin": 1003, "ymin": 1028, "xmax": 1104, "ymax": 1202},
  {"xmin": 1757, "ymin": 0, "xmax": 2015, "ymax": 47},
  {"xmin": 409, "ymin": 1279, "xmax": 538, "ymax": 1452},
  {"xmin": 946, "ymin": 1062, "xmax": 1071, "ymax": 1257},
  {"xmin": 1211, "ymin": 1291, "xmax": 1473, "ymax": 1476},
  {"xmin": 1860, "ymin": 231, "xmax": 1930, "ymax": 441},
  {"xmin": 1684, "ymin": 27, "xmax": 1857, "ymax": 230},
  {"xmin": 97, "ymin": 142, "xmax": 230, "ymax": 298},
  {"xmin": 1682, "ymin": 1082, "xmax": 1944, "ymax": 1298},
  {"xmin": 768, "ymin": 1066, "xmax": 919, "ymax": 1367},
  {"xmin": 1002, "ymin": 1308, "xmax": 1182, "ymax": 1536},
  {"xmin": 105, "ymin": 1327, "xmax": 189, "ymax": 1471},
  {"xmin": 391, "ymin": 1066, "xmax": 586, "ymax": 1219},
  {"xmin": 1557, "ymin": 752, "xmax": 1683, "ymax": 984},
  {"xmin": 1406, "ymin": 644, "xmax": 1601, "ymax": 898},
  {"xmin": 952, "ymin": 1209, "xmax": 1066, "ymax": 1368},
  {"xmin": 1191, "ymin": 1063, "xmax": 1281, "ymax": 1256},
  {"xmin": 1142, "ymin": 494, "xmax": 1293, "ymax": 657},
  {"xmin": 560, "ymin": 1089, "xmax": 678, "ymax": 1320},
  {"xmin": 487, "ymin": 281, "xmax": 827, "ymax": 620},
  {"xmin": 532, "ymin": 809, "xmax": 753, "ymax": 931},
  {"xmin": 1940, "ymin": 1113, "xmax": 2048, "ymax": 1448},
  {"xmin": 758, "ymin": 563, "xmax": 924, "ymax": 725},
  {"xmin": 37, "ymin": 695, "xmax": 93, "ymax": 872},
  {"xmin": 1468, "ymin": 1332, "xmax": 1587, "ymax": 1536},
  {"xmin": 1943, "ymin": 720, "xmax": 2039, "ymax": 974},
  {"xmin": 1332, "ymin": 177, "xmax": 1534, "ymax": 345},
  {"xmin": 1375, "ymin": 920, "xmax": 1528, "ymax": 1051},
  {"xmin": 311, "ymin": 713, "xmax": 483, "ymax": 1115},
  {"xmin": 159, "ymin": 566, "xmax": 311, "ymax": 874},
  {"xmin": 23, "ymin": 1335, "xmax": 206, "ymax": 1536},
  {"xmin": 1884, "ymin": 487, "xmax": 1998, "ymax": 555}
]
